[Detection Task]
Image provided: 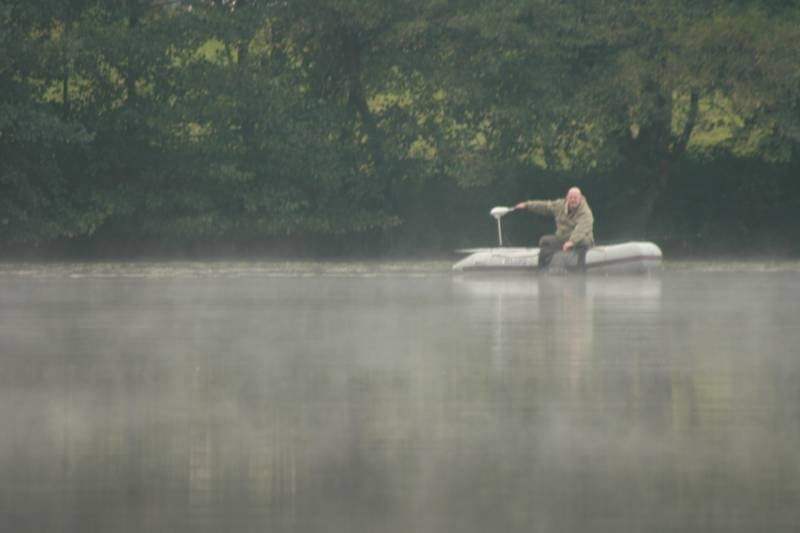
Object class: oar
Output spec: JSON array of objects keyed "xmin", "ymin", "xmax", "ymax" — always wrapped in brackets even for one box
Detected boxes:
[{"xmin": 489, "ymin": 206, "xmax": 519, "ymax": 246}]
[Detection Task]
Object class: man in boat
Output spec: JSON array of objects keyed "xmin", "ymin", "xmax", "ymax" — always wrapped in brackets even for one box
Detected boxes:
[{"xmin": 515, "ymin": 187, "xmax": 594, "ymax": 270}]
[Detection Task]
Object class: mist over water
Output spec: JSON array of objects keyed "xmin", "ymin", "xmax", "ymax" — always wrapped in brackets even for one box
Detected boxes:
[{"xmin": 1, "ymin": 265, "xmax": 799, "ymax": 532}]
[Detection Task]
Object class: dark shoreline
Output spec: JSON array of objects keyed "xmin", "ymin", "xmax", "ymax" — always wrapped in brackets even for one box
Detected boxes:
[{"xmin": 2, "ymin": 258, "xmax": 800, "ymax": 279}]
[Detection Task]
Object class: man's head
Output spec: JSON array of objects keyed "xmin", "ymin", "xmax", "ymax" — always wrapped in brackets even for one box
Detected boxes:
[{"xmin": 566, "ymin": 187, "xmax": 583, "ymax": 210}]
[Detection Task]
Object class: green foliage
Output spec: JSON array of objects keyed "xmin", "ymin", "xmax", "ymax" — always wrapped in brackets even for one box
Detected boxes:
[
  {"xmin": 0, "ymin": 0, "xmax": 100, "ymax": 243},
  {"xmin": 1, "ymin": 0, "xmax": 800, "ymax": 254}
]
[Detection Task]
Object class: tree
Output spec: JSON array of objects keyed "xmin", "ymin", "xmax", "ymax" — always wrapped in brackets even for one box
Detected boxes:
[{"xmin": 0, "ymin": 1, "xmax": 97, "ymax": 243}]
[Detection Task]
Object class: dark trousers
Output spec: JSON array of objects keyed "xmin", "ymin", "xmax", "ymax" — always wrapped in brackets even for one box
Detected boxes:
[
  {"xmin": 538, "ymin": 235, "xmax": 566, "ymax": 269},
  {"xmin": 538, "ymin": 235, "xmax": 588, "ymax": 271}
]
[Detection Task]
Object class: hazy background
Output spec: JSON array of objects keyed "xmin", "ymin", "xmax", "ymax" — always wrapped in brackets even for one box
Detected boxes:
[{"xmin": 3, "ymin": 1, "xmax": 800, "ymax": 258}]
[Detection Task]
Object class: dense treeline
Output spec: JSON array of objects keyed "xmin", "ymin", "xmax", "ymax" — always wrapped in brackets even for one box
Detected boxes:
[{"xmin": 2, "ymin": 0, "xmax": 800, "ymax": 257}]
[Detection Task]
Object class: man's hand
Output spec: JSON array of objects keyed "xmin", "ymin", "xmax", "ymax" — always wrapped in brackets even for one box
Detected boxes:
[
  {"xmin": 514, "ymin": 202, "xmax": 527, "ymax": 210},
  {"xmin": 562, "ymin": 240, "xmax": 574, "ymax": 251}
]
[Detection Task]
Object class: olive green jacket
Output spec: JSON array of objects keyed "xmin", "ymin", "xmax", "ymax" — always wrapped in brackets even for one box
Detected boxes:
[{"xmin": 522, "ymin": 198, "xmax": 595, "ymax": 247}]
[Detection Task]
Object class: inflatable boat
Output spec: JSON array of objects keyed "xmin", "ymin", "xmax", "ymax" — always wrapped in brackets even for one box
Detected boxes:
[{"xmin": 453, "ymin": 206, "xmax": 662, "ymax": 275}]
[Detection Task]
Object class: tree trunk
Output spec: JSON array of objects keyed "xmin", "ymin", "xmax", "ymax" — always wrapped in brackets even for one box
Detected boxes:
[
  {"xmin": 625, "ymin": 88, "xmax": 699, "ymax": 235},
  {"xmin": 61, "ymin": 19, "xmax": 70, "ymax": 117},
  {"xmin": 62, "ymin": 68, "xmax": 70, "ymax": 117},
  {"xmin": 125, "ymin": 0, "xmax": 140, "ymax": 106},
  {"xmin": 341, "ymin": 29, "xmax": 390, "ymax": 204}
]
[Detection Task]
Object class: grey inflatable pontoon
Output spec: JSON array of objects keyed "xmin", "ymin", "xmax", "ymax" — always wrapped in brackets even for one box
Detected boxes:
[{"xmin": 453, "ymin": 206, "xmax": 662, "ymax": 275}]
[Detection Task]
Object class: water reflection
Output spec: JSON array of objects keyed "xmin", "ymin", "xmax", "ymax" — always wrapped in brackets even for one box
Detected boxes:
[
  {"xmin": 450, "ymin": 273, "xmax": 800, "ymax": 532},
  {"xmin": 454, "ymin": 273, "xmax": 741, "ymax": 437},
  {"xmin": 1, "ymin": 273, "xmax": 799, "ymax": 532}
]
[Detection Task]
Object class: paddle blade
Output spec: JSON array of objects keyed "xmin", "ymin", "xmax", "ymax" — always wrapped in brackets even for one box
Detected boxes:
[{"xmin": 490, "ymin": 206, "xmax": 514, "ymax": 219}]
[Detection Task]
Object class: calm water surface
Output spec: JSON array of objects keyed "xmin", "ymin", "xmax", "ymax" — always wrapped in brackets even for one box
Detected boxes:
[{"xmin": 1, "ymin": 264, "xmax": 799, "ymax": 532}]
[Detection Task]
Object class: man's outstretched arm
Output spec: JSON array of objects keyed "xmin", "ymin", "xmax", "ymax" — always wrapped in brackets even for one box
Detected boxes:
[{"xmin": 515, "ymin": 200, "xmax": 558, "ymax": 216}]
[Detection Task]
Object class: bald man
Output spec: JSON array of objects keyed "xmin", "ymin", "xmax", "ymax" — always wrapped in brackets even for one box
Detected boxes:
[{"xmin": 515, "ymin": 187, "xmax": 595, "ymax": 270}]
